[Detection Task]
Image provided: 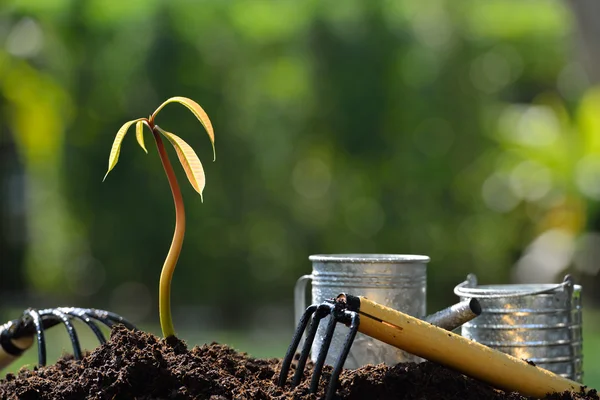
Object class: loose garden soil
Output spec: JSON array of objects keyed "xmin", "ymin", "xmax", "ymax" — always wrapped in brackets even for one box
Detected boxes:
[{"xmin": 0, "ymin": 326, "xmax": 597, "ymax": 400}]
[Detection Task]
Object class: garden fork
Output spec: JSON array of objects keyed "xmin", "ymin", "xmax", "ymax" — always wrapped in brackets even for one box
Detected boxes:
[
  {"xmin": 0, "ymin": 307, "xmax": 136, "ymax": 370},
  {"xmin": 278, "ymin": 294, "xmax": 590, "ymax": 400}
]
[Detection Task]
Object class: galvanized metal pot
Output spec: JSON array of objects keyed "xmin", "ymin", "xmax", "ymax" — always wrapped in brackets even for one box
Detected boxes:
[
  {"xmin": 454, "ymin": 274, "xmax": 583, "ymax": 381},
  {"xmin": 295, "ymin": 254, "xmax": 429, "ymax": 368}
]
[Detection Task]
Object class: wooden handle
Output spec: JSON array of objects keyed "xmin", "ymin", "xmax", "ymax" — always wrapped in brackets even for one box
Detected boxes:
[
  {"xmin": 0, "ymin": 335, "xmax": 34, "ymax": 371},
  {"xmin": 357, "ymin": 296, "xmax": 588, "ymax": 399}
]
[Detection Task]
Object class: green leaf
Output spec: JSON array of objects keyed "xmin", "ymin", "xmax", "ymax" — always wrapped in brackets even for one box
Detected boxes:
[
  {"xmin": 151, "ymin": 96, "xmax": 216, "ymax": 161},
  {"xmin": 136, "ymin": 120, "xmax": 148, "ymax": 154},
  {"xmin": 156, "ymin": 126, "xmax": 207, "ymax": 201},
  {"xmin": 103, "ymin": 118, "xmax": 145, "ymax": 181}
]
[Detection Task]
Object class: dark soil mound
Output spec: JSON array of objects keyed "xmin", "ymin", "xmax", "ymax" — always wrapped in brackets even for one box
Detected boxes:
[{"xmin": 0, "ymin": 326, "xmax": 596, "ymax": 400}]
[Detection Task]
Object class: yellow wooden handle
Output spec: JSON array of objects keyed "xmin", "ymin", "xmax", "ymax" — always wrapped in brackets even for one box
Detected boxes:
[
  {"xmin": 357, "ymin": 296, "xmax": 588, "ymax": 399},
  {"xmin": 0, "ymin": 335, "xmax": 34, "ymax": 371}
]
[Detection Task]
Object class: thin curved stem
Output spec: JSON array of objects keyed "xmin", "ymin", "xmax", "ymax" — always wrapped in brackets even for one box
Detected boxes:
[{"xmin": 152, "ymin": 126, "xmax": 185, "ymax": 338}]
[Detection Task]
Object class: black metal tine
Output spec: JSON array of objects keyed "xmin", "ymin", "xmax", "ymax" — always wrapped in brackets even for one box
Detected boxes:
[
  {"xmin": 74, "ymin": 309, "xmax": 116, "ymax": 329},
  {"xmin": 87, "ymin": 309, "xmax": 136, "ymax": 330},
  {"xmin": 23, "ymin": 309, "xmax": 46, "ymax": 366},
  {"xmin": 60, "ymin": 308, "xmax": 106, "ymax": 344},
  {"xmin": 309, "ymin": 308, "xmax": 339, "ymax": 393},
  {"xmin": 9, "ymin": 314, "xmax": 58, "ymax": 340},
  {"xmin": 44, "ymin": 309, "xmax": 83, "ymax": 361},
  {"xmin": 4, "ymin": 307, "xmax": 134, "ymax": 369},
  {"xmin": 96, "ymin": 309, "xmax": 136, "ymax": 330},
  {"xmin": 325, "ymin": 310, "xmax": 360, "ymax": 400},
  {"xmin": 87, "ymin": 313, "xmax": 115, "ymax": 329},
  {"xmin": 278, "ymin": 305, "xmax": 318, "ymax": 387},
  {"xmin": 292, "ymin": 303, "xmax": 333, "ymax": 387}
]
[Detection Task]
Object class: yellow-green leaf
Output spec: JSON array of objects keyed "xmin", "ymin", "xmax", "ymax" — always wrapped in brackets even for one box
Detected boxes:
[
  {"xmin": 156, "ymin": 126, "xmax": 207, "ymax": 201},
  {"xmin": 103, "ymin": 118, "xmax": 145, "ymax": 181},
  {"xmin": 136, "ymin": 120, "xmax": 148, "ymax": 154},
  {"xmin": 151, "ymin": 96, "xmax": 216, "ymax": 161}
]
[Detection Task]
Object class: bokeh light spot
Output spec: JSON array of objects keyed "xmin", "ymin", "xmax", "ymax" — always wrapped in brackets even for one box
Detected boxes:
[
  {"xmin": 482, "ymin": 173, "xmax": 519, "ymax": 213},
  {"xmin": 6, "ymin": 18, "xmax": 44, "ymax": 59},
  {"xmin": 509, "ymin": 161, "xmax": 552, "ymax": 202},
  {"xmin": 575, "ymin": 155, "xmax": 600, "ymax": 200},
  {"xmin": 292, "ymin": 158, "xmax": 332, "ymax": 200}
]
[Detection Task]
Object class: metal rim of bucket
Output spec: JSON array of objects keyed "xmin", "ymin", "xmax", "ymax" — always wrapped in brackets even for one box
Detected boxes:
[
  {"xmin": 454, "ymin": 274, "xmax": 575, "ymax": 299},
  {"xmin": 309, "ymin": 254, "xmax": 430, "ymax": 263}
]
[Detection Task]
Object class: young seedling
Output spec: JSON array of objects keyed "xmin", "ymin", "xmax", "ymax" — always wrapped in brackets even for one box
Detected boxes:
[{"xmin": 103, "ymin": 97, "xmax": 215, "ymax": 338}]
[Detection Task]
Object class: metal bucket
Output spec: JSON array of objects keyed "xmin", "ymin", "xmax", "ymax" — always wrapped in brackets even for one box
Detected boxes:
[
  {"xmin": 295, "ymin": 254, "xmax": 429, "ymax": 368},
  {"xmin": 454, "ymin": 274, "xmax": 583, "ymax": 381}
]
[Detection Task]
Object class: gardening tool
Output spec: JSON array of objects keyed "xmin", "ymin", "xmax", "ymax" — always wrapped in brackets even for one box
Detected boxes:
[
  {"xmin": 296, "ymin": 254, "xmax": 429, "ymax": 367},
  {"xmin": 278, "ymin": 294, "xmax": 592, "ymax": 400},
  {"xmin": 454, "ymin": 274, "xmax": 583, "ymax": 381},
  {"xmin": 279, "ymin": 295, "xmax": 481, "ymax": 399},
  {"xmin": 0, "ymin": 307, "xmax": 136, "ymax": 371}
]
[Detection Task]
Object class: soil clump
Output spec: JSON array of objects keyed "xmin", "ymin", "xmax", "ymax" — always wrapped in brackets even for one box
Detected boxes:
[{"xmin": 0, "ymin": 326, "xmax": 596, "ymax": 400}]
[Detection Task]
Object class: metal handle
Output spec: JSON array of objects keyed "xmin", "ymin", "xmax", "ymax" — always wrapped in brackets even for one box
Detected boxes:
[
  {"xmin": 423, "ymin": 298, "xmax": 481, "ymax": 331},
  {"xmin": 294, "ymin": 274, "xmax": 313, "ymax": 327},
  {"xmin": 454, "ymin": 274, "xmax": 573, "ymax": 299}
]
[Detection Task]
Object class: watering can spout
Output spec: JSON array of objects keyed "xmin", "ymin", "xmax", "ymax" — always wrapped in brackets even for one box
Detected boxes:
[{"xmin": 424, "ymin": 298, "xmax": 482, "ymax": 331}]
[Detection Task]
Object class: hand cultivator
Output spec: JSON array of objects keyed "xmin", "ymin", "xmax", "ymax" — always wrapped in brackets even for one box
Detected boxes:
[
  {"xmin": 279, "ymin": 294, "xmax": 586, "ymax": 400},
  {"xmin": 0, "ymin": 307, "xmax": 135, "ymax": 370}
]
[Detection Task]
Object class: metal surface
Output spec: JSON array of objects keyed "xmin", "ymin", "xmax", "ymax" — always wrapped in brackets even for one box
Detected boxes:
[
  {"xmin": 0, "ymin": 307, "xmax": 136, "ymax": 371},
  {"xmin": 279, "ymin": 296, "xmax": 360, "ymax": 400},
  {"xmin": 424, "ymin": 298, "xmax": 481, "ymax": 331},
  {"xmin": 455, "ymin": 274, "xmax": 583, "ymax": 381},
  {"xmin": 295, "ymin": 254, "xmax": 429, "ymax": 368}
]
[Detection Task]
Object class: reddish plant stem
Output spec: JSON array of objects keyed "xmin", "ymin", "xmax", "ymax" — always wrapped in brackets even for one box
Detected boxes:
[{"xmin": 152, "ymin": 126, "xmax": 185, "ymax": 338}]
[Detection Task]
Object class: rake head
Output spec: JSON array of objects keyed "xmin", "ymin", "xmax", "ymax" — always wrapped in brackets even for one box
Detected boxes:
[
  {"xmin": 0, "ymin": 307, "xmax": 136, "ymax": 368},
  {"xmin": 278, "ymin": 295, "xmax": 360, "ymax": 400}
]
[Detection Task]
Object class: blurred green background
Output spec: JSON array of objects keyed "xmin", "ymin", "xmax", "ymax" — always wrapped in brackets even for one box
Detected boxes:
[{"xmin": 1, "ymin": 0, "xmax": 599, "ymax": 389}]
